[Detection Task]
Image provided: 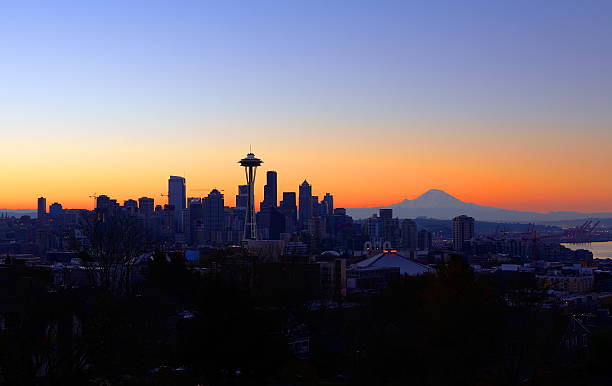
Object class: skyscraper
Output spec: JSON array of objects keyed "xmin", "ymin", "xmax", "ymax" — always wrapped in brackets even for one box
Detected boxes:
[
  {"xmin": 239, "ymin": 152, "xmax": 263, "ymax": 240},
  {"xmin": 453, "ymin": 215, "xmax": 475, "ymax": 251},
  {"xmin": 267, "ymin": 207, "xmax": 286, "ymax": 240},
  {"xmin": 123, "ymin": 199, "xmax": 138, "ymax": 216},
  {"xmin": 260, "ymin": 170, "xmax": 278, "ymax": 209},
  {"xmin": 401, "ymin": 219, "xmax": 418, "ymax": 250},
  {"xmin": 138, "ymin": 197, "xmax": 154, "ymax": 216},
  {"xmin": 299, "ymin": 180, "xmax": 312, "ymax": 229},
  {"xmin": 280, "ymin": 192, "xmax": 297, "ymax": 233},
  {"xmin": 322, "ymin": 193, "xmax": 334, "ymax": 216},
  {"xmin": 168, "ymin": 176, "xmax": 186, "ymax": 230},
  {"xmin": 379, "ymin": 209, "xmax": 400, "ymax": 248},
  {"xmin": 379, "ymin": 208, "xmax": 393, "ymax": 220},
  {"xmin": 418, "ymin": 229, "xmax": 433, "ymax": 251},
  {"xmin": 187, "ymin": 197, "xmax": 202, "ymax": 207},
  {"xmin": 236, "ymin": 185, "xmax": 248, "ymax": 209},
  {"xmin": 203, "ymin": 189, "xmax": 225, "ymax": 242},
  {"xmin": 96, "ymin": 195, "xmax": 111, "ymax": 211},
  {"xmin": 95, "ymin": 195, "xmax": 117, "ymax": 220},
  {"xmin": 311, "ymin": 195, "xmax": 319, "ymax": 217},
  {"xmin": 188, "ymin": 198, "xmax": 203, "ymax": 245},
  {"xmin": 168, "ymin": 176, "xmax": 186, "ymax": 212},
  {"xmin": 49, "ymin": 202, "xmax": 63, "ymax": 219},
  {"xmin": 37, "ymin": 197, "xmax": 46, "ymax": 220}
]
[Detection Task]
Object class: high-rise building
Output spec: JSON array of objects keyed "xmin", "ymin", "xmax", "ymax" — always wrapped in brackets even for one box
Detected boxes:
[
  {"xmin": 49, "ymin": 202, "xmax": 63, "ymax": 219},
  {"xmin": 96, "ymin": 195, "xmax": 111, "ymax": 211},
  {"xmin": 179, "ymin": 208, "xmax": 190, "ymax": 235},
  {"xmin": 418, "ymin": 229, "xmax": 432, "ymax": 251},
  {"xmin": 333, "ymin": 208, "xmax": 346, "ymax": 216},
  {"xmin": 322, "ymin": 193, "xmax": 334, "ymax": 216},
  {"xmin": 236, "ymin": 185, "xmax": 248, "ymax": 209},
  {"xmin": 401, "ymin": 219, "xmax": 418, "ymax": 250},
  {"xmin": 311, "ymin": 195, "xmax": 320, "ymax": 217},
  {"xmin": 317, "ymin": 200, "xmax": 329, "ymax": 218},
  {"xmin": 330, "ymin": 208, "xmax": 353, "ymax": 246},
  {"xmin": 188, "ymin": 198, "xmax": 203, "ymax": 245},
  {"xmin": 225, "ymin": 207, "xmax": 245, "ymax": 243},
  {"xmin": 203, "ymin": 189, "xmax": 225, "ymax": 240},
  {"xmin": 267, "ymin": 207, "xmax": 285, "ymax": 240},
  {"xmin": 453, "ymin": 215, "xmax": 475, "ymax": 251},
  {"xmin": 299, "ymin": 180, "xmax": 312, "ymax": 229},
  {"xmin": 308, "ymin": 216, "xmax": 326, "ymax": 249},
  {"xmin": 162, "ymin": 204, "xmax": 176, "ymax": 235},
  {"xmin": 257, "ymin": 206, "xmax": 286, "ymax": 240},
  {"xmin": 257, "ymin": 170, "xmax": 278, "ymax": 240},
  {"xmin": 95, "ymin": 195, "xmax": 112, "ymax": 220},
  {"xmin": 37, "ymin": 197, "xmax": 46, "ymax": 220},
  {"xmin": 261, "ymin": 171, "xmax": 278, "ymax": 209},
  {"xmin": 168, "ymin": 175, "xmax": 186, "ymax": 214},
  {"xmin": 381, "ymin": 215, "xmax": 400, "ymax": 248},
  {"xmin": 123, "ymin": 199, "xmax": 138, "ymax": 216},
  {"xmin": 369, "ymin": 209, "xmax": 399, "ymax": 247},
  {"xmin": 138, "ymin": 197, "xmax": 155, "ymax": 216},
  {"xmin": 280, "ymin": 192, "xmax": 297, "ymax": 233},
  {"xmin": 364, "ymin": 214, "xmax": 381, "ymax": 240},
  {"xmin": 239, "ymin": 152, "xmax": 263, "ymax": 240},
  {"xmin": 365, "ymin": 210, "xmax": 399, "ymax": 248},
  {"xmin": 187, "ymin": 197, "xmax": 202, "ymax": 207},
  {"xmin": 379, "ymin": 208, "xmax": 393, "ymax": 220}
]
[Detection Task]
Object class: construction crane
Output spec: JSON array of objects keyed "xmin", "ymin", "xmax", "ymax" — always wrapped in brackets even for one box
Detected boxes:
[
  {"xmin": 89, "ymin": 193, "xmax": 98, "ymax": 209},
  {"xmin": 521, "ymin": 220, "xmax": 601, "ymax": 245},
  {"xmin": 565, "ymin": 220, "xmax": 600, "ymax": 243}
]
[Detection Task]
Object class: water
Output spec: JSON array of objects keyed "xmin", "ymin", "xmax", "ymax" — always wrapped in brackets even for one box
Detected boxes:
[{"xmin": 562, "ymin": 241, "xmax": 612, "ymax": 259}]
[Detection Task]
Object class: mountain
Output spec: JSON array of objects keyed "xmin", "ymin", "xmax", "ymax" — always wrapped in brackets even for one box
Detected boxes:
[
  {"xmin": 394, "ymin": 189, "xmax": 464, "ymax": 208},
  {"xmin": 347, "ymin": 189, "xmax": 612, "ymax": 223}
]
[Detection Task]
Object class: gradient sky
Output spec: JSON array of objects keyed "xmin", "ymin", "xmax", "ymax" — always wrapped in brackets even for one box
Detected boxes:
[{"xmin": 1, "ymin": 0, "xmax": 612, "ymax": 212}]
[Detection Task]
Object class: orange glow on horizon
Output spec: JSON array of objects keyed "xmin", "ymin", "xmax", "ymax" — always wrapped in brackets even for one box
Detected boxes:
[{"xmin": 2, "ymin": 122, "xmax": 611, "ymax": 214}]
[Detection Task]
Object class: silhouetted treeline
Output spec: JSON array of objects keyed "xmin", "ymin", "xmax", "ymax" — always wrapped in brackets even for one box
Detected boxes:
[{"xmin": 2, "ymin": 255, "xmax": 612, "ymax": 385}]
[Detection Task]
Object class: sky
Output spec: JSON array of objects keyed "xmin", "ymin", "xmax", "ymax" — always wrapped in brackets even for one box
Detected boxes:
[{"xmin": 1, "ymin": 0, "xmax": 612, "ymax": 212}]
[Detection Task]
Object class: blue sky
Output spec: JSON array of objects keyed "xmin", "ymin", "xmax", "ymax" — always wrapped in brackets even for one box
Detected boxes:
[
  {"xmin": 3, "ymin": 0, "xmax": 611, "ymax": 128},
  {"xmin": 1, "ymin": 1, "xmax": 612, "ymax": 211}
]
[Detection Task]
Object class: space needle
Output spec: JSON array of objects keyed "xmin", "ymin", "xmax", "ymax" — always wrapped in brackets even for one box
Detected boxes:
[{"xmin": 239, "ymin": 152, "xmax": 263, "ymax": 240}]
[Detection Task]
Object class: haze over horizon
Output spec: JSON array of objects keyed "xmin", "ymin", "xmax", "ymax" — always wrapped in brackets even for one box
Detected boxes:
[
  {"xmin": 4, "ymin": 188, "xmax": 612, "ymax": 219},
  {"xmin": 2, "ymin": 1, "xmax": 612, "ymax": 212}
]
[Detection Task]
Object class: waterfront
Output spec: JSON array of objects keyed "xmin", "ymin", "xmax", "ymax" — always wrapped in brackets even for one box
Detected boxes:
[{"xmin": 562, "ymin": 241, "xmax": 612, "ymax": 259}]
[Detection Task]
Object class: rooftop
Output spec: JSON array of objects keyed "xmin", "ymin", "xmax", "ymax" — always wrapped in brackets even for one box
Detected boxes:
[{"xmin": 354, "ymin": 251, "xmax": 434, "ymax": 276}]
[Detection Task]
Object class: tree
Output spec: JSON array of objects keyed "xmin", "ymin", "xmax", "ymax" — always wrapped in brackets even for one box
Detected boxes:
[{"xmin": 80, "ymin": 213, "xmax": 146, "ymax": 294}]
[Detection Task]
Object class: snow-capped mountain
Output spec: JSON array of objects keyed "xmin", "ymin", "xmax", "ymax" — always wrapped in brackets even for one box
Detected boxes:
[{"xmin": 347, "ymin": 189, "xmax": 612, "ymax": 223}]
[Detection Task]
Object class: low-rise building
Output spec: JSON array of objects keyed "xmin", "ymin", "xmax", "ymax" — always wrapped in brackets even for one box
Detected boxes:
[
  {"xmin": 537, "ymin": 264, "xmax": 594, "ymax": 293},
  {"xmin": 347, "ymin": 251, "xmax": 434, "ymax": 293}
]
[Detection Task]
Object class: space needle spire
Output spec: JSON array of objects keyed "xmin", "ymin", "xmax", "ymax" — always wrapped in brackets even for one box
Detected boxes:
[{"xmin": 238, "ymin": 152, "xmax": 263, "ymax": 240}]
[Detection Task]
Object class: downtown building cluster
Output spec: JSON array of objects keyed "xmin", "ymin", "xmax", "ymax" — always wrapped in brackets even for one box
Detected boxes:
[
  {"xmin": 0, "ymin": 152, "xmax": 608, "ymax": 300},
  {"xmin": 81, "ymin": 172, "xmax": 354, "ymax": 253},
  {"xmin": 3, "ymin": 154, "xmax": 612, "ymax": 376},
  {"xmin": 22, "ymin": 152, "xmax": 429, "ymax": 258}
]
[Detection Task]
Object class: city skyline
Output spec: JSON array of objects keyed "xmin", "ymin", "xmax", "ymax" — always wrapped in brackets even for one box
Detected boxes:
[
  {"xmin": 4, "ymin": 3, "xmax": 612, "ymax": 384},
  {"xmin": 5, "ymin": 167, "xmax": 612, "ymax": 218},
  {"xmin": 2, "ymin": 1, "xmax": 612, "ymax": 212}
]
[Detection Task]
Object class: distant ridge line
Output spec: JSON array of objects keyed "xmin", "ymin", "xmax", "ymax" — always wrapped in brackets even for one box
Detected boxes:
[{"xmin": 347, "ymin": 189, "xmax": 612, "ymax": 222}]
